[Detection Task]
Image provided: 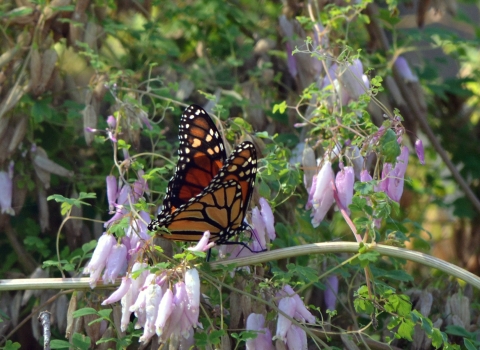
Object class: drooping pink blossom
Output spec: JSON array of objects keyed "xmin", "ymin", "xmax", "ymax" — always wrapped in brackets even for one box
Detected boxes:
[
  {"xmin": 394, "ymin": 56, "xmax": 418, "ymax": 82},
  {"xmin": 246, "ymin": 313, "xmax": 274, "ymax": 350},
  {"xmin": 275, "ymin": 296, "xmax": 297, "ymax": 342},
  {"xmin": 132, "ymin": 170, "xmax": 149, "ymax": 201},
  {"xmin": 102, "ymin": 243, "xmax": 128, "ymax": 284},
  {"xmin": 184, "ymin": 268, "xmax": 201, "ymax": 327},
  {"xmin": 335, "ymin": 166, "xmax": 354, "ymax": 214},
  {"xmin": 324, "ymin": 275, "xmax": 339, "ymax": 311},
  {"xmin": 259, "ymin": 198, "xmax": 276, "ymax": 240},
  {"xmin": 161, "ymin": 282, "xmax": 188, "ymax": 341},
  {"xmin": 120, "ymin": 285, "xmax": 134, "ymax": 332},
  {"xmin": 252, "ymin": 207, "xmax": 267, "ymax": 248},
  {"xmin": 415, "ymin": 139, "xmax": 425, "ymax": 165},
  {"xmin": 102, "ymin": 277, "xmax": 131, "ymax": 305},
  {"xmin": 340, "ymin": 59, "xmax": 368, "ymax": 101},
  {"xmin": 139, "ymin": 284, "xmax": 163, "ymax": 342},
  {"xmin": 118, "ymin": 262, "xmax": 148, "ymax": 331},
  {"xmin": 155, "ymin": 289, "xmax": 174, "ymax": 336},
  {"xmin": 386, "ymin": 146, "xmax": 409, "ymax": 202},
  {"xmin": 0, "ymin": 167, "xmax": 14, "ymax": 216},
  {"xmin": 104, "ymin": 184, "xmax": 131, "ymax": 227},
  {"xmin": 106, "ymin": 175, "xmax": 117, "ymax": 212},
  {"xmin": 187, "ymin": 231, "xmax": 215, "ymax": 252},
  {"xmin": 283, "ymin": 285, "xmax": 315, "ymax": 324},
  {"xmin": 360, "ymin": 169, "xmax": 373, "ymax": 182},
  {"xmin": 84, "ymin": 234, "xmax": 116, "ymax": 288},
  {"xmin": 310, "ymin": 161, "xmax": 335, "ymax": 227},
  {"xmin": 106, "ymin": 115, "xmax": 116, "ymax": 128},
  {"xmin": 286, "ymin": 325, "xmax": 307, "ymax": 350}
]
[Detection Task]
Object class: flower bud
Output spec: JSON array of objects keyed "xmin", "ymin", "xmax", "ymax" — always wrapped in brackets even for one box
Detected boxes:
[
  {"xmin": 106, "ymin": 175, "xmax": 117, "ymax": 212},
  {"xmin": 415, "ymin": 139, "xmax": 425, "ymax": 165},
  {"xmin": 394, "ymin": 56, "xmax": 418, "ymax": 82},
  {"xmin": 106, "ymin": 115, "xmax": 116, "ymax": 129},
  {"xmin": 360, "ymin": 169, "xmax": 373, "ymax": 182}
]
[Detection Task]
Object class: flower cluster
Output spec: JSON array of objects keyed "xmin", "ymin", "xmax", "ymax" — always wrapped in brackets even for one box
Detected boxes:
[
  {"xmin": 246, "ymin": 284, "xmax": 315, "ymax": 349},
  {"xmin": 102, "ymin": 265, "xmax": 201, "ymax": 345},
  {"xmin": 305, "ymin": 136, "xmax": 424, "ymax": 228},
  {"xmin": 104, "ymin": 171, "xmax": 149, "ymax": 227},
  {"xmin": 83, "ymin": 171, "xmax": 151, "ymax": 288}
]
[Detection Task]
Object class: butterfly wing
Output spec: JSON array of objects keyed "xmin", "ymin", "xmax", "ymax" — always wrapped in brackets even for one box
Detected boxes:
[
  {"xmin": 156, "ymin": 105, "xmax": 227, "ymax": 221},
  {"xmin": 150, "ymin": 142, "xmax": 257, "ymax": 244}
]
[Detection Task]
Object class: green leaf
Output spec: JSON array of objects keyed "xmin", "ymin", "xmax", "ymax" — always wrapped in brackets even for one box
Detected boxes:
[
  {"xmin": 444, "ymin": 325, "xmax": 475, "ymax": 338},
  {"xmin": 49, "ymin": 339, "xmax": 72, "ymax": 349},
  {"xmin": 431, "ymin": 328, "xmax": 444, "ymax": 348},
  {"xmin": 357, "ymin": 250, "xmax": 380, "ymax": 267},
  {"xmin": 73, "ymin": 307, "xmax": 99, "ymax": 318},
  {"xmin": 380, "ymin": 129, "xmax": 401, "ymax": 163},
  {"xmin": 464, "ymin": 338, "xmax": 479, "ymax": 350},
  {"xmin": 208, "ymin": 329, "xmax": 226, "ymax": 345},
  {"xmin": 97, "ymin": 309, "xmax": 112, "ymax": 318},
  {"xmin": 82, "ymin": 240, "xmax": 97, "ymax": 254},
  {"xmin": 71, "ymin": 333, "xmax": 91, "ymax": 350},
  {"xmin": 353, "ymin": 297, "xmax": 374, "ymax": 314},
  {"xmin": 273, "ymin": 101, "xmax": 287, "ymax": 114},
  {"xmin": 7, "ymin": 7, "xmax": 34, "ymax": 17},
  {"xmin": 397, "ymin": 318, "xmax": 414, "ymax": 341},
  {"xmin": 3, "ymin": 340, "xmax": 21, "ymax": 350}
]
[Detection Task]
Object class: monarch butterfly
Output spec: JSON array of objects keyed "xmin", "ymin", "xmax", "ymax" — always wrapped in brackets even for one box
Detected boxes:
[
  {"xmin": 148, "ymin": 105, "xmax": 257, "ymax": 245},
  {"xmin": 155, "ymin": 104, "xmax": 227, "ymax": 222}
]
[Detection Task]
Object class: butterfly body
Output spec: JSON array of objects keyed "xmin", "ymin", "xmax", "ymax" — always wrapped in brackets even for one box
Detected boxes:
[{"xmin": 149, "ymin": 105, "xmax": 257, "ymax": 244}]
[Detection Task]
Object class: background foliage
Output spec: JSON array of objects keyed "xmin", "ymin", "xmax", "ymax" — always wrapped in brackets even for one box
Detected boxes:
[{"xmin": 1, "ymin": 0, "xmax": 480, "ymax": 349}]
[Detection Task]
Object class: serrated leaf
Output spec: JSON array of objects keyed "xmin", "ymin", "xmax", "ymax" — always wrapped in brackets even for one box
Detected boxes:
[{"xmin": 397, "ymin": 319, "xmax": 414, "ymax": 341}]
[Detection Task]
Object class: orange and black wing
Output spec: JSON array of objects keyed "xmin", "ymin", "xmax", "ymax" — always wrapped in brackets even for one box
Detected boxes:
[
  {"xmin": 153, "ymin": 105, "xmax": 226, "ymax": 223},
  {"xmin": 150, "ymin": 142, "xmax": 257, "ymax": 244}
]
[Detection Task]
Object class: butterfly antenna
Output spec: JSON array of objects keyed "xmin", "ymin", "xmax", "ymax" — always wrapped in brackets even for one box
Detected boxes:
[{"xmin": 206, "ymin": 249, "xmax": 212, "ymax": 262}]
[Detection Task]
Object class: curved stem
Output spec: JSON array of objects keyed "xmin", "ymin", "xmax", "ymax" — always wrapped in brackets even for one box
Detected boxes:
[{"xmin": 1, "ymin": 242, "xmax": 479, "ymax": 291}]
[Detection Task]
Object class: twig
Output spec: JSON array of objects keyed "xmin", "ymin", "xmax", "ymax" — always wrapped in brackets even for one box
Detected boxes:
[{"xmin": 38, "ymin": 311, "xmax": 51, "ymax": 350}]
